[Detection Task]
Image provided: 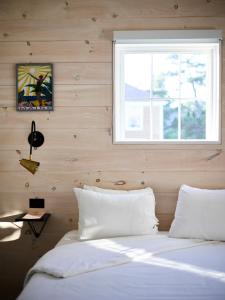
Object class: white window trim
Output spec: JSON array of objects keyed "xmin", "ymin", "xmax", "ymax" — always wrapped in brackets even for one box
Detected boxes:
[{"xmin": 113, "ymin": 30, "xmax": 222, "ymax": 144}]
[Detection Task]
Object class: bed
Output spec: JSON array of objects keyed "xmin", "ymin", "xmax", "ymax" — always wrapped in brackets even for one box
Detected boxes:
[
  {"xmin": 17, "ymin": 185, "xmax": 225, "ymax": 300},
  {"xmin": 17, "ymin": 230, "xmax": 225, "ymax": 300}
]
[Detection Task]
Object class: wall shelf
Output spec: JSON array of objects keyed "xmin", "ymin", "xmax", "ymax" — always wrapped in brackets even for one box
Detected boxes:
[{"xmin": 15, "ymin": 213, "xmax": 51, "ymax": 238}]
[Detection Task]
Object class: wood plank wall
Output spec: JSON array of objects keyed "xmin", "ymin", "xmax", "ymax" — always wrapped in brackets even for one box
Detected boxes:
[{"xmin": 0, "ymin": 1, "xmax": 225, "ymax": 299}]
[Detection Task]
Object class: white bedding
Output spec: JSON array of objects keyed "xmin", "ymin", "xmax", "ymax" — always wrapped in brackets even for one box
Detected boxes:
[{"xmin": 17, "ymin": 232, "xmax": 225, "ymax": 300}]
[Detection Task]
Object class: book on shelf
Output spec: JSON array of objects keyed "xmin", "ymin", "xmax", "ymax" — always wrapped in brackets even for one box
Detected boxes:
[{"xmin": 22, "ymin": 212, "xmax": 45, "ymax": 220}]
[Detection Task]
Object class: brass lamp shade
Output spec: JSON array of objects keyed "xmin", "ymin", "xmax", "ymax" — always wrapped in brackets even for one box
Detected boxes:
[{"xmin": 20, "ymin": 157, "xmax": 40, "ymax": 175}]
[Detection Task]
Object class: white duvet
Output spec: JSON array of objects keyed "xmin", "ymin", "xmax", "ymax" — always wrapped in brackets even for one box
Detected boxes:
[{"xmin": 18, "ymin": 233, "xmax": 225, "ymax": 300}]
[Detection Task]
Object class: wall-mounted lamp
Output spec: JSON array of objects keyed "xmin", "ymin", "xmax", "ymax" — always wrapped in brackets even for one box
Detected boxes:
[{"xmin": 20, "ymin": 121, "xmax": 44, "ymax": 174}]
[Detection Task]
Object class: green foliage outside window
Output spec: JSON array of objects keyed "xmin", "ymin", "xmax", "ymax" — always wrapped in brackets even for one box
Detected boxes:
[{"xmin": 162, "ymin": 54, "xmax": 206, "ymax": 139}]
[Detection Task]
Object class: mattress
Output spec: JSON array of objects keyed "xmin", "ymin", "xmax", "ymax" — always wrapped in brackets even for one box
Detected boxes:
[{"xmin": 17, "ymin": 232, "xmax": 225, "ymax": 300}]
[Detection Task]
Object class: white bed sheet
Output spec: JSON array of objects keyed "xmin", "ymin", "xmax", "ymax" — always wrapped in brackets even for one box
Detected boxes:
[{"xmin": 17, "ymin": 232, "xmax": 225, "ymax": 300}]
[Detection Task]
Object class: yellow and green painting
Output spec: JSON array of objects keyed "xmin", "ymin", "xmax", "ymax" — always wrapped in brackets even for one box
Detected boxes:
[{"xmin": 16, "ymin": 64, "xmax": 53, "ymax": 111}]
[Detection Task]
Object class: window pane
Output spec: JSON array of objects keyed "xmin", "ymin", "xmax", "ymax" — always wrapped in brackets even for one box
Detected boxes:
[
  {"xmin": 180, "ymin": 53, "xmax": 207, "ymax": 99},
  {"xmin": 124, "ymin": 102, "xmax": 150, "ymax": 139},
  {"xmin": 152, "ymin": 54, "xmax": 179, "ymax": 99},
  {"xmin": 163, "ymin": 100, "xmax": 178, "ymax": 139},
  {"xmin": 181, "ymin": 100, "xmax": 206, "ymax": 139},
  {"xmin": 151, "ymin": 100, "xmax": 178, "ymax": 140},
  {"xmin": 125, "ymin": 102, "xmax": 143, "ymax": 131},
  {"xmin": 124, "ymin": 53, "xmax": 151, "ymax": 100}
]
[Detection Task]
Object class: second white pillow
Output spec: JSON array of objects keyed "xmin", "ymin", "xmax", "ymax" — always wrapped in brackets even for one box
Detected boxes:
[{"xmin": 169, "ymin": 184, "xmax": 225, "ymax": 241}]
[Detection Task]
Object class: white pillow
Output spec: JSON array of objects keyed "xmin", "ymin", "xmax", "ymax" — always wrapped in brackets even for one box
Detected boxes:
[
  {"xmin": 73, "ymin": 188, "xmax": 158, "ymax": 240},
  {"xmin": 83, "ymin": 185, "xmax": 152, "ymax": 194},
  {"xmin": 169, "ymin": 184, "xmax": 225, "ymax": 241}
]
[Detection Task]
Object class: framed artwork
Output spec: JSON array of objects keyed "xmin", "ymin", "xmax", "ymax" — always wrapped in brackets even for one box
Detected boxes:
[{"xmin": 16, "ymin": 63, "xmax": 53, "ymax": 111}]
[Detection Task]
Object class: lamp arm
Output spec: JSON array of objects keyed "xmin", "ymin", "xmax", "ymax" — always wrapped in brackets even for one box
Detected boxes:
[
  {"xmin": 31, "ymin": 120, "xmax": 36, "ymax": 133},
  {"xmin": 29, "ymin": 121, "xmax": 36, "ymax": 160}
]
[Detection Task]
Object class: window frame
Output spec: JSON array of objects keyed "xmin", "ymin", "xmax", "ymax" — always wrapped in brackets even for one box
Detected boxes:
[{"xmin": 113, "ymin": 30, "xmax": 222, "ymax": 145}]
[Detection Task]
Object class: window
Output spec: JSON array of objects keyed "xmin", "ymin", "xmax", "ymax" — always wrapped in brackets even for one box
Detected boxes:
[{"xmin": 113, "ymin": 30, "xmax": 222, "ymax": 143}]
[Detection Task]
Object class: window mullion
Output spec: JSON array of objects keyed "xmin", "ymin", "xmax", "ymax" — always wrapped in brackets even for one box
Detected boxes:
[
  {"xmin": 120, "ymin": 52, "xmax": 126, "ymax": 139},
  {"xmin": 178, "ymin": 53, "xmax": 182, "ymax": 140},
  {"xmin": 205, "ymin": 51, "xmax": 211, "ymax": 140},
  {"xmin": 149, "ymin": 53, "xmax": 153, "ymax": 140}
]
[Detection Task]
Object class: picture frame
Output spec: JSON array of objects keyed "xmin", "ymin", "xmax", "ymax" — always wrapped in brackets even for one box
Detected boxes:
[{"xmin": 16, "ymin": 63, "xmax": 53, "ymax": 111}]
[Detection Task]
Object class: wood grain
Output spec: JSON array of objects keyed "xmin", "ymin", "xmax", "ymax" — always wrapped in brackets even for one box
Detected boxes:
[
  {"xmin": 0, "ymin": 107, "xmax": 111, "ymax": 129},
  {"xmin": 0, "ymin": 41, "xmax": 112, "ymax": 63},
  {"xmin": 0, "ymin": 0, "xmax": 225, "ymax": 21},
  {"xmin": 0, "ymin": 17, "xmax": 225, "ymax": 42},
  {"xmin": 0, "ymin": 171, "xmax": 225, "ymax": 193}
]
